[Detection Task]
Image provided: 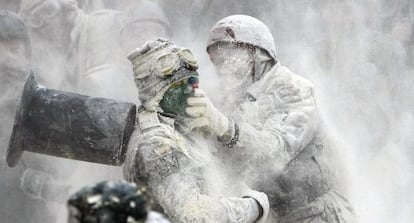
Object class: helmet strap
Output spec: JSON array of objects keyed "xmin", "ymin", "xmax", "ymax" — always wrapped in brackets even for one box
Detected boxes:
[
  {"xmin": 253, "ymin": 47, "xmax": 276, "ymax": 81},
  {"xmin": 253, "ymin": 47, "xmax": 259, "ymax": 81}
]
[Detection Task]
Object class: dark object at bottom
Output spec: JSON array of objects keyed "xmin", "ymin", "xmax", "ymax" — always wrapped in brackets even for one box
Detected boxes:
[
  {"xmin": 67, "ymin": 181, "xmax": 149, "ymax": 223},
  {"xmin": 7, "ymin": 72, "xmax": 137, "ymax": 167}
]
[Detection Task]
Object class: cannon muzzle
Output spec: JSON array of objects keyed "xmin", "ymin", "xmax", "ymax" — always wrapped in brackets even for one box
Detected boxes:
[{"xmin": 7, "ymin": 72, "xmax": 137, "ymax": 167}]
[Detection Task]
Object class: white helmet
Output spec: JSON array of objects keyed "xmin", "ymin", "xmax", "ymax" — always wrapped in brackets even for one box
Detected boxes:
[{"xmin": 207, "ymin": 15, "xmax": 277, "ymax": 61}]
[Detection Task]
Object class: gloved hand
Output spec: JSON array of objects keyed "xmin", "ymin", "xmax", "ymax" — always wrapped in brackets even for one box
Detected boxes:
[
  {"xmin": 219, "ymin": 187, "xmax": 269, "ymax": 223},
  {"xmin": 185, "ymin": 88, "xmax": 229, "ymax": 137},
  {"xmin": 124, "ymin": 123, "xmax": 182, "ymax": 184},
  {"xmin": 241, "ymin": 189, "xmax": 270, "ymax": 223}
]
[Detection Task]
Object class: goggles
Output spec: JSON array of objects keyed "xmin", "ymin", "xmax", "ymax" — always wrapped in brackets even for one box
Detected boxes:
[{"xmin": 156, "ymin": 49, "xmax": 198, "ymax": 77}]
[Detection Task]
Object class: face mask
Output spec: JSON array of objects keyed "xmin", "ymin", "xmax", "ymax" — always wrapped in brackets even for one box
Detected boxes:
[
  {"xmin": 159, "ymin": 76, "xmax": 198, "ymax": 117},
  {"xmin": 209, "ymin": 43, "xmax": 254, "ymax": 81}
]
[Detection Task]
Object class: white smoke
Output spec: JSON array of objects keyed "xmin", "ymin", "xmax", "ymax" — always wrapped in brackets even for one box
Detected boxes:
[
  {"xmin": 0, "ymin": 0, "xmax": 413, "ymax": 222},
  {"xmin": 183, "ymin": 0, "xmax": 414, "ymax": 222}
]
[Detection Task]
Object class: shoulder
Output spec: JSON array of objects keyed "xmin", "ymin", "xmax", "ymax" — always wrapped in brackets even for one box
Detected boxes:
[{"xmin": 264, "ymin": 64, "xmax": 314, "ymax": 100}]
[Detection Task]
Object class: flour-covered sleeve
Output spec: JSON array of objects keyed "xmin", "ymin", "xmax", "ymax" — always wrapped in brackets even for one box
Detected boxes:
[
  {"xmin": 231, "ymin": 79, "xmax": 318, "ymax": 169},
  {"xmin": 153, "ymin": 172, "xmax": 269, "ymax": 223},
  {"xmin": 124, "ymin": 124, "xmax": 269, "ymax": 223}
]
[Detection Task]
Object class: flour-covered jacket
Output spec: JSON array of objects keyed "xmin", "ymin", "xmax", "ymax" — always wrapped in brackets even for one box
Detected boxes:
[
  {"xmin": 220, "ymin": 63, "xmax": 355, "ymax": 222},
  {"xmin": 124, "ymin": 110, "xmax": 269, "ymax": 223}
]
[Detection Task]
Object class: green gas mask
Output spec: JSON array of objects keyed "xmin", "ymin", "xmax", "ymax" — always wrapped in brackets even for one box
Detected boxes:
[{"xmin": 159, "ymin": 76, "xmax": 199, "ymax": 117}]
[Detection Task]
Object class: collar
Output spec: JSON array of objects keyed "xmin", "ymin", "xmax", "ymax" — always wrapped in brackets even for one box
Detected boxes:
[{"xmin": 245, "ymin": 63, "xmax": 281, "ymax": 101}]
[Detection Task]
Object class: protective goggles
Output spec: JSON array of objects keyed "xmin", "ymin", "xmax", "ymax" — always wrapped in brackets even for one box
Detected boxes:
[
  {"xmin": 168, "ymin": 76, "xmax": 199, "ymax": 89},
  {"xmin": 156, "ymin": 49, "xmax": 198, "ymax": 77}
]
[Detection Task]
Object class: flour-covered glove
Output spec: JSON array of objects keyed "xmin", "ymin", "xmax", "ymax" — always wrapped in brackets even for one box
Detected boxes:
[
  {"xmin": 185, "ymin": 88, "xmax": 229, "ymax": 137},
  {"xmin": 124, "ymin": 123, "xmax": 181, "ymax": 185},
  {"xmin": 123, "ymin": 110, "xmax": 182, "ymax": 184},
  {"xmin": 219, "ymin": 187, "xmax": 269, "ymax": 223},
  {"xmin": 241, "ymin": 188, "xmax": 270, "ymax": 223}
]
